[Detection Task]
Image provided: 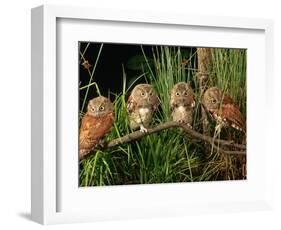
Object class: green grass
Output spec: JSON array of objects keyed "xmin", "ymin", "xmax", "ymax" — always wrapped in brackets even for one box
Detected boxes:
[{"xmin": 79, "ymin": 44, "xmax": 247, "ymax": 186}]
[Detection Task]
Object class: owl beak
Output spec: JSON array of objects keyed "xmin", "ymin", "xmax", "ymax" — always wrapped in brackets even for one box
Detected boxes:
[
  {"xmin": 179, "ymin": 97, "xmax": 185, "ymax": 104},
  {"xmin": 146, "ymin": 97, "xmax": 151, "ymax": 103},
  {"xmin": 179, "ymin": 97, "xmax": 195, "ymax": 108}
]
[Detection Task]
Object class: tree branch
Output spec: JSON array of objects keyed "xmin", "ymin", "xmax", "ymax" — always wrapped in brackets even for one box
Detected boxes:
[{"xmin": 102, "ymin": 121, "xmax": 246, "ymax": 154}]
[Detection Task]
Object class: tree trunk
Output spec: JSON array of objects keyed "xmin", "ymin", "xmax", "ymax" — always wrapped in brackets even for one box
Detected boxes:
[{"xmin": 197, "ymin": 48, "xmax": 213, "ymax": 134}]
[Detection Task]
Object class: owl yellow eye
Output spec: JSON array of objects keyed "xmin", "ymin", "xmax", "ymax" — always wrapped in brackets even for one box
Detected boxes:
[
  {"xmin": 91, "ymin": 107, "xmax": 95, "ymax": 112},
  {"xmin": 99, "ymin": 106, "xmax": 105, "ymax": 111},
  {"xmin": 184, "ymin": 92, "xmax": 188, "ymax": 96},
  {"xmin": 141, "ymin": 92, "xmax": 145, "ymax": 97},
  {"xmin": 176, "ymin": 92, "xmax": 180, "ymax": 96}
]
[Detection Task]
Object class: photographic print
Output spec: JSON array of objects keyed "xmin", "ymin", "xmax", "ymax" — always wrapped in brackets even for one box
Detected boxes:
[{"xmin": 79, "ymin": 43, "xmax": 246, "ymax": 187}]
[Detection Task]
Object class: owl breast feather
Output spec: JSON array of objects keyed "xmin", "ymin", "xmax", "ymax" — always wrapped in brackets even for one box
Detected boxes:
[
  {"xmin": 129, "ymin": 107, "xmax": 152, "ymax": 130},
  {"xmin": 137, "ymin": 108, "xmax": 151, "ymax": 124},
  {"xmin": 172, "ymin": 105, "xmax": 193, "ymax": 125}
]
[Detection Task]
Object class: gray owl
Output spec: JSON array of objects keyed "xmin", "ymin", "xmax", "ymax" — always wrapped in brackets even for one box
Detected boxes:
[
  {"xmin": 170, "ymin": 82, "xmax": 195, "ymax": 128},
  {"xmin": 126, "ymin": 84, "xmax": 159, "ymax": 132}
]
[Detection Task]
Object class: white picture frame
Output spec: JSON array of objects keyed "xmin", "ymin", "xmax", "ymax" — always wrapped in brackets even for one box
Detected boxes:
[{"xmin": 31, "ymin": 5, "xmax": 274, "ymax": 225}]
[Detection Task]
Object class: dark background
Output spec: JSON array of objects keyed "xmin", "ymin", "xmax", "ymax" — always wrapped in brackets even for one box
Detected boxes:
[{"xmin": 79, "ymin": 42, "xmax": 195, "ymax": 113}]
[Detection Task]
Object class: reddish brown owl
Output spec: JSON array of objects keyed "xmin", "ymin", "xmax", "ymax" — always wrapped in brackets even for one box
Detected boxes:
[
  {"xmin": 202, "ymin": 87, "xmax": 246, "ymax": 133},
  {"xmin": 127, "ymin": 84, "xmax": 159, "ymax": 132},
  {"xmin": 170, "ymin": 82, "xmax": 195, "ymax": 128},
  {"xmin": 79, "ymin": 96, "xmax": 115, "ymax": 159}
]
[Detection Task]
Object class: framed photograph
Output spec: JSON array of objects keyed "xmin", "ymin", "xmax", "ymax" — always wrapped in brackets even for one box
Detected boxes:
[{"xmin": 31, "ymin": 5, "xmax": 274, "ymax": 224}]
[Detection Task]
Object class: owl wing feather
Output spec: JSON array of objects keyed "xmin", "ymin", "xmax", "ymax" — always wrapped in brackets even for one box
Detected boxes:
[
  {"xmin": 221, "ymin": 103, "xmax": 246, "ymax": 133},
  {"xmin": 79, "ymin": 113, "xmax": 115, "ymax": 158},
  {"xmin": 152, "ymin": 96, "xmax": 160, "ymax": 113},
  {"xmin": 126, "ymin": 95, "xmax": 136, "ymax": 113},
  {"xmin": 170, "ymin": 96, "xmax": 177, "ymax": 112}
]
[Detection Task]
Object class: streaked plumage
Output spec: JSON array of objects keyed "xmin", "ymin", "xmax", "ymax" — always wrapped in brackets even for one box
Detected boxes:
[
  {"xmin": 170, "ymin": 82, "xmax": 195, "ymax": 128},
  {"xmin": 126, "ymin": 84, "xmax": 159, "ymax": 132},
  {"xmin": 202, "ymin": 87, "xmax": 246, "ymax": 133}
]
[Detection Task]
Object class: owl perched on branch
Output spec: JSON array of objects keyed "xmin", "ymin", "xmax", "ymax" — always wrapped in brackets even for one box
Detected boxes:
[
  {"xmin": 126, "ymin": 84, "xmax": 159, "ymax": 133},
  {"xmin": 202, "ymin": 87, "xmax": 246, "ymax": 133},
  {"xmin": 79, "ymin": 96, "xmax": 115, "ymax": 159},
  {"xmin": 170, "ymin": 82, "xmax": 195, "ymax": 128}
]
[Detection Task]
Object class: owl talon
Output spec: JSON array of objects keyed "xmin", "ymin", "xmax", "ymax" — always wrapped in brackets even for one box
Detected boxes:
[{"xmin": 140, "ymin": 125, "xmax": 148, "ymax": 133}]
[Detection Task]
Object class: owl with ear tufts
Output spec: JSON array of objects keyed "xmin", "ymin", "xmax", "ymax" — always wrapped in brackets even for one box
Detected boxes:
[
  {"xmin": 79, "ymin": 96, "xmax": 115, "ymax": 159},
  {"xmin": 170, "ymin": 82, "xmax": 196, "ymax": 128},
  {"xmin": 202, "ymin": 87, "xmax": 246, "ymax": 133},
  {"xmin": 126, "ymin": 84, "xmax": 160, "ymax": 133}
]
